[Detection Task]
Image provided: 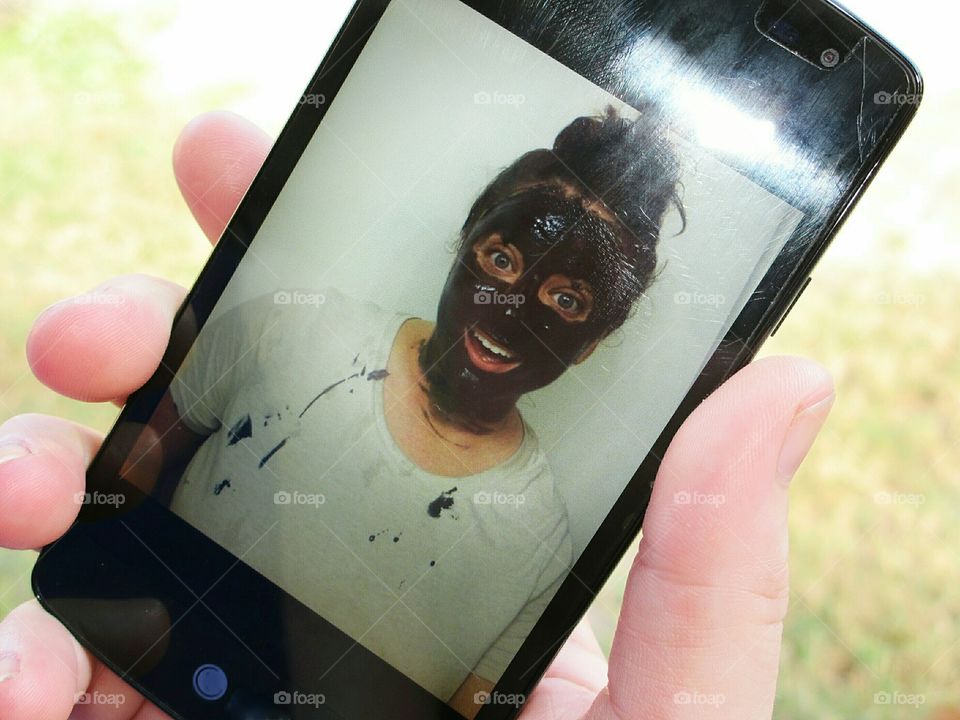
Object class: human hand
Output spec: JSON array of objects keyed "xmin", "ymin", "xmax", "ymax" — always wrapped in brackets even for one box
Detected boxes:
[
  {"xmin": 517, "ymin": 354, "xmax": 833, "ymax": 720},
  {"xmin": 0, "ymin": 111, "xmax": 834, "ymax": 720}
]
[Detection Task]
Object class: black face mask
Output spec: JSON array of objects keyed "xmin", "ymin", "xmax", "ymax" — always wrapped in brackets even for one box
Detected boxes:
[{"xmin": 419, "ymin": 187, "xmax": 635, "ymax": 426}]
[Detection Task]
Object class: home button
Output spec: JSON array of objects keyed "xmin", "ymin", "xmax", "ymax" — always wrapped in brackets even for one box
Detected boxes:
[{"xmin": 193, "ymin": 663, "xmax": 228, "ymax": 701}]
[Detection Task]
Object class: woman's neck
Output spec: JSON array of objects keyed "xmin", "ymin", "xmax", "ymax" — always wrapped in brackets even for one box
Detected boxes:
[{"xmin": 400, "ymin": 320, "xmax": 520, "ymax": 442}]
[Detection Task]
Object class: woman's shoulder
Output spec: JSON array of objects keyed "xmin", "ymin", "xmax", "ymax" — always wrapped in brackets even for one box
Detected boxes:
[
  {"xmin": 503, "ymin": 428, "xmax": 570, "ymax": 521},
  {"xmin": 241, "ymin": 287, "xmax": 407, "ymax": 353}
]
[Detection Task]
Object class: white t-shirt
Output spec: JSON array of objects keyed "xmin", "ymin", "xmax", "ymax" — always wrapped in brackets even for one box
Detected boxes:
[{"xmin": 168, "ymin": 288, "xmax": 573, "ymax": 699}]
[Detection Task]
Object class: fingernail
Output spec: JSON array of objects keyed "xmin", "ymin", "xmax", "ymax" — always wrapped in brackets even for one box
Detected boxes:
[
  {"xmin": 777, "ymin": 393, "xmax": 835, "ymax": 482},
  {"xmin": 0, "ymin": 651, "xmax": 20, "ymax": 682},
  {"xmin": 0, "ymin": 440, "xmax": 31, "ymax": 466}
]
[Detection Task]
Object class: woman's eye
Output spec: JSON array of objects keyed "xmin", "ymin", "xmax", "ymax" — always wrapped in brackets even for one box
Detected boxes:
[
  {"xmin": 554, "ymin": 292, "xmax": 580, "ymax": 312},
  {"xmin": 491, "ymin": 251, "xmax": 512, "ymax": 270}
]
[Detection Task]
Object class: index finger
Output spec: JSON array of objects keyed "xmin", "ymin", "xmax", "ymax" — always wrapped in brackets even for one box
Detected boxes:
[{"xmin": 172, "ymin": 110, "xmax": 272, "ymax": 244}]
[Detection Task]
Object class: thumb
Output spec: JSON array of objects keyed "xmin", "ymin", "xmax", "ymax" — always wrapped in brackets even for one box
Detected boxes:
[{"xmin": 586, "ymin": 355, "xmax": 834, "ymax": 720}]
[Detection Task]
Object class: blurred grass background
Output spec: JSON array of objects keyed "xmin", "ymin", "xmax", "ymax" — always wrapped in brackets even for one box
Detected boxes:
[{"xmin": 0, "ymin": 1, "xmax": 957, "ymax": 718}]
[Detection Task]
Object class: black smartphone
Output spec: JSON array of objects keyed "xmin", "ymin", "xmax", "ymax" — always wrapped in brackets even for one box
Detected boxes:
[{"xmin": 32, "ymin": 1, "xmax": 920, "ymax": 718}]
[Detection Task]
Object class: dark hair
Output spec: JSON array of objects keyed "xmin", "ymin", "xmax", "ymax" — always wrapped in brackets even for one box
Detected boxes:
[{"xmin": 461, "ymin": 105, "xmax": 685, "ymax": 330}]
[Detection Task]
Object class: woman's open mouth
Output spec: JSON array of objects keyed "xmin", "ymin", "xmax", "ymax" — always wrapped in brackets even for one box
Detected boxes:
[{"xmin": 463, "ymin": 327, "xmax": 522, "ymax": 374}]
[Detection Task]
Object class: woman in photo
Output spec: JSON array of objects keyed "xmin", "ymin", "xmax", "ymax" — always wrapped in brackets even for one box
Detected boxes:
[{"xmin": 147, "ymin": 106, "xmax": 683, "ymax": 716}]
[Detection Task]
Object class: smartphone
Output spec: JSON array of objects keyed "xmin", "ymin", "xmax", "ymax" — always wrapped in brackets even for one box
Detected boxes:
[{"xmin": 32, "ymin": 0, "xmax": 921, "ymax": 718}]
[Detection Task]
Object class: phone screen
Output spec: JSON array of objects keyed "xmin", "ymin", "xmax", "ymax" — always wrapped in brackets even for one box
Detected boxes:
[
  {"xmin": 164, "ymin": 0, "xmax": 805, "ymax": 698},
  {"xmin": 34, "ymin": 0, "xmax": 918, "ymax": 717}
]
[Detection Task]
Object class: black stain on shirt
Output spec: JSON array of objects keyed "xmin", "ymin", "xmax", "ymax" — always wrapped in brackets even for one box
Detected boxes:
[
  {"xmin": 368, "ymin": 529, "xmax": 389, "ymax": 542},
  {"xmin": 259, "ymin": 438, "xmax": 287, "ymax": 468},
  {"xmin": 366, "ymin": 369, "xmax": 389, "ymax": 381},
  {"xmin": 429, "ymin": 560, "xmax": 436, "ymax": 567},
  {"xmin": 263, "ymin": 407, "xmax": 287, "ymax": 427},
  {"xmin": 427, "ymin": 486, "xmax": 458, "ymax": 518},
  {"xmin": 227, "ymin": 414, "xmax": 252, "ymax": 445},
  {"xmin": 300, "ymin": 373, "xmax": 361, "ymax": 418},
  {"xmin": 213, "ymin": 479, "xmax": 232, "ymax": 495}
]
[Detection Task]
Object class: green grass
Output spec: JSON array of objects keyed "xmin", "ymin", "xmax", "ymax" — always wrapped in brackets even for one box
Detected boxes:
[
  {"xmin": 1, "ymin": 4, "xmax": 958, "ymax": 718},
  {"xmin": 768, "ymin": 260, "xmax": 960, "ymax": 719}
]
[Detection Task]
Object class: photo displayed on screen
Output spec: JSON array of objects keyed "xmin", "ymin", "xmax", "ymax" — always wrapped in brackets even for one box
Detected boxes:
[{"xmin": 134, "ymin": 0, "xmax": 803, "ymax": 715}]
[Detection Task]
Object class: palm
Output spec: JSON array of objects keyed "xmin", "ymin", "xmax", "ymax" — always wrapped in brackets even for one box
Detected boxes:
[{"xmin": 0, "ymin": 112, "xmax": 833, "ymax": 720}]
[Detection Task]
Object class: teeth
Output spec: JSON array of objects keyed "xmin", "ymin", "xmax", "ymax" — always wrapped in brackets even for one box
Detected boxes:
[{"xmin": 472, "ymin": 330, "xmax": 514, "ymax": 359}]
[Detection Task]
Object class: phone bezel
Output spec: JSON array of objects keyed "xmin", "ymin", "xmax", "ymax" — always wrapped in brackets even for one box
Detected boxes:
[{"xmin": 33, "ymin": 1, "xmax": 922, "ymax": 718}]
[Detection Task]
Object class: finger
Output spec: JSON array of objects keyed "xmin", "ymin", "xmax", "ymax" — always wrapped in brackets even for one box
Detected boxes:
[
  {"xmin": 74, "ymin": 660, "xmax": 149, "ymax": 720},
  {"xmin": 0, "ymin": 414, "xmax": 101, "ymax": 549},
  {"xmin": 129, "ymin": 701, "xmax": 171, "ymax": 720},
  {"xmin": 0, "ymin": 600, "xmax": 94, "ymax": 720},
  {"xmin": 522, "ymin": 619, "xmax": 607, "ymax": 720},
  {"xmin": 542, "ymin": 619, "xmax": 606, "ymax": 693},
  {"xmin": 26, "ymin": 274, "xmax": 185, "ymax": 404},
  {"xmin": 0, "ymin": 600, "xmax": 153, "ymax": 720},
  {"xmin": 172, "ymin": 110, "xmax": 272, "ymax": 243},
  {"xmin": 587, "ymin": 355, "xmax": 834, "ymax": 720},
  {"xmin": 28, "ymin": 112, "xmax": 270, "ymax": 405}
]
